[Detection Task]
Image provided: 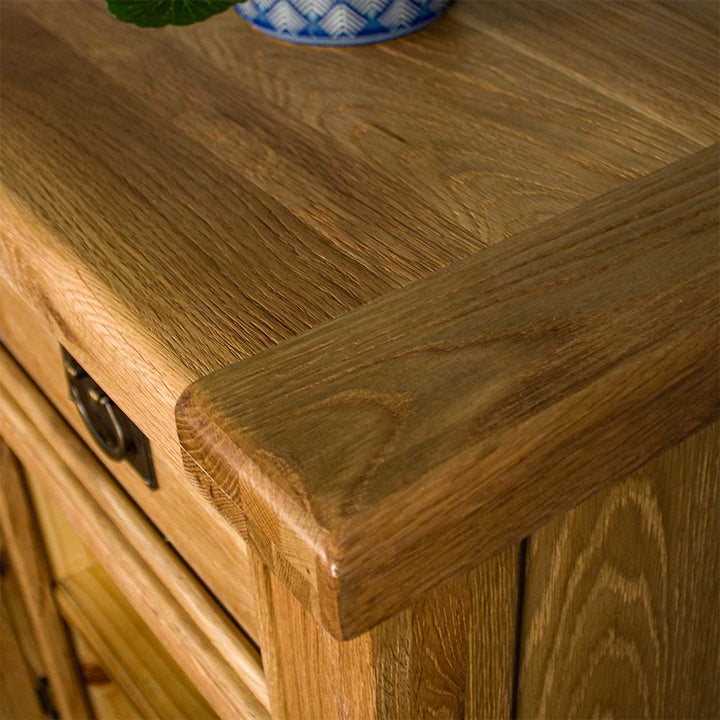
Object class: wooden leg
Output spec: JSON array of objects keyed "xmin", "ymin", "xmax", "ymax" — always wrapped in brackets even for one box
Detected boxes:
[
  {"xmin": 0, "ymin": 439, "xmax": 91, "ymax": 720},
  {"xmin": 517, "ymin": 421, "xmax": 720, "ymax": 719},
  {"xmin": 251, "ymin": 545, "xmax": 521, "ymax": 720}
]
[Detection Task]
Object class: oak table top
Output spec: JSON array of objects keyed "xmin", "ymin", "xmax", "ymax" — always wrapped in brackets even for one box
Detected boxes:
[{"xmin": 2, "ymin": 1, "xmax": 718, "ymax": 639}]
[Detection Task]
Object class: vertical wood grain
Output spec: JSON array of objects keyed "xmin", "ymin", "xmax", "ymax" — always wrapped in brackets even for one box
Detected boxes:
[
  {"xmin": 0, "ymin": 536, "xmax": 46, "ymax": 720},
  {"xmin": 517, "ymin": 422, "xmax": 720, "ymax": 718},
  {"xmin": 252, "ymin": 545, "xmax": 519, "ymax": 720},
  {"xmin": 0, "ymin": 439, "xmax": 91, "ymax": 719},
  {"xmin": 0, "ymin": 593, "xmax": 45, "ymax": 720}
]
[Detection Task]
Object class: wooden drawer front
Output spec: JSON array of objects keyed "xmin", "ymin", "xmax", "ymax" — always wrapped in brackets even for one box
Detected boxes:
[
  {"xmin": 0, "ymin": 346, "xmax": 270, "ymax": 719},
  {"xmin": 0, "ymin": 275, "xmax": 258, "ymax": 641}
]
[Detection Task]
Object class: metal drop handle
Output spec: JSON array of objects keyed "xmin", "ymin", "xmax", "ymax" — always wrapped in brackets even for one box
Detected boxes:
[
  {"xmin": 70, "ymin": 383, "xmax": 127, "ymax": 460},
  {"xmin": 61, "ymin": 347, "xmax": 157, "ymax": 489}
]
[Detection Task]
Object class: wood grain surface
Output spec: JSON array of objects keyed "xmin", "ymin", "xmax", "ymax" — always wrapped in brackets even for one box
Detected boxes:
[
  {"xmin": 2, "ymin": 0, "xmax": 717, "ymax": 639},
  {"xmin": 517, "ymin": 421, "xmax": 720, "ymax": 719},
  {"xmin": 179, "ymin": 145, "xmax": 720, "ymax": 639},
  {"xmin": 1, "ymin": 0, "xmax": 713, "ymax": 510},
  {"xmin": 69, "ymin": 633, "xmax": 146, "ymax": 720},
  {"xmin": 253, "ymin": 546, "xmax": 520, "ymax": 720},
  {"xmin": 20, "ymin": 469, "xmax": 152, "ymax": 720},
  {"xmin": 18, "ymin": 446, "xmax": 216, "ymax": 718},
  {"xmin": 0, "ymin": 536, "xmax": 47, "ymax": 720},
  {"xmin": 0, "ymin": 596, "xmax": 46, "ymax": 720},
  {"xmin": 0, "ymin": 441, "xmax": 91, "ymax": 719},
  {"xmin": 57, "ymin": 564, "xmax": 217, "ymax": 720},
  {"xmin": 660, "ymin": 0, "xmax": 720, "ymax": 32},
  {"xmin": 457, "ymin": 1, "xmax": 719, "ymax": 145},
  {"xmin": 0, "ymin": 350, "xmax": 270, "ymax": 720}
]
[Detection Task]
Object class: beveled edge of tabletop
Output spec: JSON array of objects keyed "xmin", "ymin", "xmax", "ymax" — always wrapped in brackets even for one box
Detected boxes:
[{"xmin": 177, "ymin": 145, "xmax": 720, "ymax": 640}]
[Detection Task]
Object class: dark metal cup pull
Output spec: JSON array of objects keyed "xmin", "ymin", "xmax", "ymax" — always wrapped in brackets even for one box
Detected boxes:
[{"xmin": 62, "ymin": 348, "xmax": 157, "ymax": 489}]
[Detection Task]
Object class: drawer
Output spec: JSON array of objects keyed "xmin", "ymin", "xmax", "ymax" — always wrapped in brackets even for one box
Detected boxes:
[
  {"xmin": 0, "ymin": 275, "xmax": 258, "ymax": 641},
  {"xmin": 0, "ymin": 347, "xmax": 270, "ymax": 719}
]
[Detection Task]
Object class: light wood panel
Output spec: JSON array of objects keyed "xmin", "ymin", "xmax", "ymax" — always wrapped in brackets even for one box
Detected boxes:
[
  {"xmin": 0, "ymin": 267, "xmax": 259, "ymax": 640},
  {"xmin": 57, "ymin": 563, "xmax": 217, "ymax": 720},
  {"xmin": 253, "ymin": 546, "xmax": 520, "ymax": 720},
  {"xmin": 70, "ymin": 632, "xmax": 145, "ymax": 720},
  {"xmin": 178, "ymin": 145, "xmax": 720, "ymax": 639},
  {"xmin": 0, "ymin": 352, "xmax": 270, "ymax": 720},
  {"xmin": 0, "ymin": 535, "xmax": 44, "ymax": 682},
  {"xmin": 23, "ymin": 457, "xmax": 97, "ymax": 583},
  {"xmin": 22, "ymin": 447, "xmax": 212, "ymax": 718},
  {"xmin": 517, "ymin": 421, "xmax": 720, "ymax": 719},
  {"xmin": 0, "ymin": 440, "xmax": 91, "ymax": 719}
]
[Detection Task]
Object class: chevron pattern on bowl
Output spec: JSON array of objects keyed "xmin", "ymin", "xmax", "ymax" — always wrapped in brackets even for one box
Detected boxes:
[{"xmin": 234, "ymin": 0, "xmax": 451, "ymax": 46}]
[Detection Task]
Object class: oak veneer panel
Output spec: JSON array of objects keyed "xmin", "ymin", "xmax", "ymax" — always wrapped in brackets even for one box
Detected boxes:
[
  {"xmin": 179, "ymin": 145, "xmax": 720, "ymax": 639},
  {"xmin": 459, "ymin": 1, "xmax": 720, "ymax": 146},
  {"xmin": 0, "ymin": 275, "xmax": 259, "ymax": 641},
  {"xmin": 0, "ymin": 441, "xmax": 91, "ymax": 720},
  {"xmin": 23, "ymin": 455, "xmax": 97, "ymax": 583},
  {"xmin": 57, "ymin": 564, "xmax": 217, "ymax": 720},
  {"xmin": 0, "ymin": 535, "xmax": 44, "ymax": 681},
  {"xmin": 0, "ymin": 535, "xmax": 47, "ymax": 720},
  {"xmin": 253, "ymin": 546, "xmax": 519, "ymax": 720},
  {"xmin": 70, "ymin": 633, "xmax": 145, "ymax": 720},
  {"xmin": 20, "ymin": 445, "xmax": 214, "ymax": 717},
  {"xmin": 517, "ymin": 421, "xmax": 720, "ymax": 719}
]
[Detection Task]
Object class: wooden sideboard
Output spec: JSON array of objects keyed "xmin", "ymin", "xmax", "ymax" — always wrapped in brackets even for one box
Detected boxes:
[{"xmin": 1, "ymin": 1, "xmax": 718, "ymax": 718}]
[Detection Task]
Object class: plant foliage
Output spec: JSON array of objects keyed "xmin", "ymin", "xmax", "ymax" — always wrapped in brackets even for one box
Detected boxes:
[{"xmin": 106, "ymin": 0, "xmax": 238, "ymax": 28}]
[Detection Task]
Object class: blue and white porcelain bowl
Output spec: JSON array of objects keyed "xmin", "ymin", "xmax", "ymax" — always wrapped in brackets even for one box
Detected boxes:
[{"xmin": 235, "ymin": 0, "xmax": 451, "ymax": 46}]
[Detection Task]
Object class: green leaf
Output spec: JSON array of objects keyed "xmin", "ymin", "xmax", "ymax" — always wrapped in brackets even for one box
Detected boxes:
[{"xmin": 106, "ymin": 0, "xmax": 238, "ymax": 28}]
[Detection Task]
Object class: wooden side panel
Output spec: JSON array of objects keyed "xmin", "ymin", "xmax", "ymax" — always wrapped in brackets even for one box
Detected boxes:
[
  {"xmin": 517, "ymin": 422, "xmax": 720, "ymax": 718},
  {"xmin": 0, "ymin": 440, "xmax": 91, "ymax": 719},
  {"xmin": 23, "ymin": 460, "xmax": 96, "ymax": 582},
  {"xmin": 252, "ymin": 545, "xmax": 519, "ymax": 720},
  {"xmin": 21, "ymin": 451, "xmax": 216, "ymax": 719}
]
